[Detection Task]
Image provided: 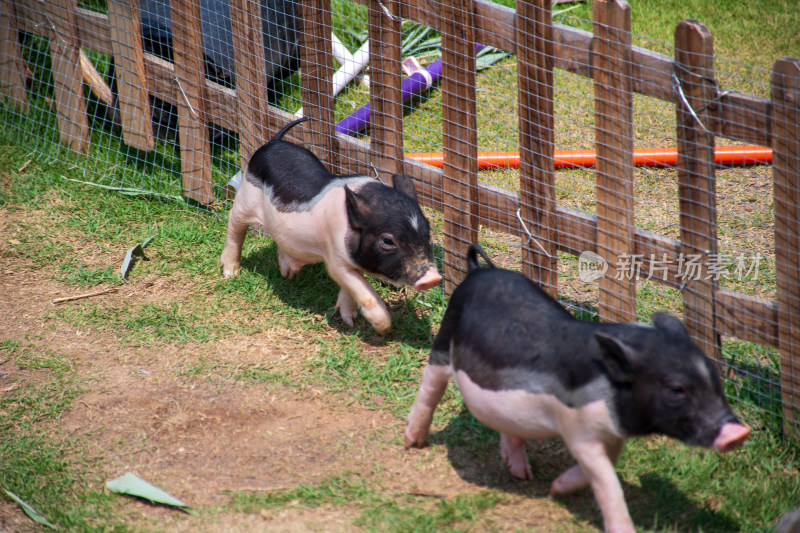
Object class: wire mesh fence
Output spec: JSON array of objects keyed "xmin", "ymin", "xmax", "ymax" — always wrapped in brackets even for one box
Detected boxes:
[{"xmin": 1, "ymin": 0, "xmax": 798, "ymax": 438}]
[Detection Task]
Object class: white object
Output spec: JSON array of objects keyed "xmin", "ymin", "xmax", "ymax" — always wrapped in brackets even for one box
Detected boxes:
[{"xmin": 296, "ymin": 33, "xmax": 371, "ymax": 117}]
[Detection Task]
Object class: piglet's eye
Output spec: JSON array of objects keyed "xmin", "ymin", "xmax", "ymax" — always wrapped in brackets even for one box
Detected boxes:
[
  {"xmin": 665, "ymin": 385, "xmax": 687, "ymax": 402},
  {"xmin": 379, "ymin": 235, "xmax": 397, "ymax": 251}
]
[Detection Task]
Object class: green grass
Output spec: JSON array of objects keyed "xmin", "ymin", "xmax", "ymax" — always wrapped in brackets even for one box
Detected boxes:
[
  {"xmin": 2, "ymin": 1, "xmax": 800, "ymax": 531},
  {"xmin": 230, "ymin": 474, "xmax": 503, "ymax": 532},
  {"xmin": 0, "ymin": 339, "xmax": 126, "ymax": 531},
  {"xmin": 2, "ymin": 129, "xmax": 799, "ymax": 531}
]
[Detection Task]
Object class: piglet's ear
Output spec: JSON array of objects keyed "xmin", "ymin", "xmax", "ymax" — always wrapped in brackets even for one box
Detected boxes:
[
  {"xmin": 344, "ymin": 185, "xmax": 370, "ymax": 230},
  {"xmin": 594, "ymin": 332, "xmax": 636, "ymax": 384},
  {"xmin": 651, "ymin": 312, "xmax": 689, "ymax": 338},
  {"xmin": 391, "ymin": 173, "xmax": 420, "ymax": 203}
]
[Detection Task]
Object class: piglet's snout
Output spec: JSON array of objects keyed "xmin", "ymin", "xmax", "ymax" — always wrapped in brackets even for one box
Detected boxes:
[
  {"xmin": 414, "ymin": 267, "xmax": 442, "ymax": 291},
  {"xmin": 712, "ymin": 422, "xmax": 751, "ymax": 453}
]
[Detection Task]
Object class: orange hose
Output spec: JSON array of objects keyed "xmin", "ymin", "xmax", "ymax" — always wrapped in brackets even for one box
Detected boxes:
[{"xmin": 405, "ymin": 146, "xmax": 772, "ymax": 170}]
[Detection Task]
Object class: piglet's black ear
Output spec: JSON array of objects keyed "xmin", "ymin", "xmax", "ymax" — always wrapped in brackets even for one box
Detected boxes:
[
  {"xmin": 594, "ymin": 332, "xmax": 636, "ymax": 384},
  {"xmin": 651, "ymin": 312, "xmax": 689, "ymax": 339},
  {"xmin": 344, "ymin": 186, "xmax": 370, "ymax": 231},
  {"xmin": 391, "ymin": 173, "xmax": 420, "ymax": 203}
]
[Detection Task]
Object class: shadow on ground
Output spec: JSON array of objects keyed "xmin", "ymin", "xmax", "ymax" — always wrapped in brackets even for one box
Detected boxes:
[
  {"xmin": 238, "ymin": 240, "xmax": 438, "ymax": 350},
  {"xmin": 426, "ymin": 409, "xmax": 741, "ymax": 532}
]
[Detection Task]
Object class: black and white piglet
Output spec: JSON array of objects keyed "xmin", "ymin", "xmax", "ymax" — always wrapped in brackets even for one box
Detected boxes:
[
  {"xmin": 405, "ymin": 244, "xmax": 750, "ymax": 533},
  {"xmin": 221, "ymin": 117, "xmax": 441, "ymax": 334}
]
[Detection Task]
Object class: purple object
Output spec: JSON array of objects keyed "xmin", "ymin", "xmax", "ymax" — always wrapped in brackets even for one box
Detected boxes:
[{"xmin": 335, "ymin": 43, "xmax": 485, "ymax": 136}]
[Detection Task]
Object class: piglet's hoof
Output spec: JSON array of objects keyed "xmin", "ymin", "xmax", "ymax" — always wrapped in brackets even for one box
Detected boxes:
[
  {"xmin": 404, "ymin": 407, "xmax": 432, "ymax": 448},
  {"xmin": 335, "ymin": 290, "xmax": 358, "ymax": 327},
  {"xmin": 550, "ymin": 464, "xmax": 589, "ymax": 496},
  {"xmin": 220, "ymin": 261, "xmax": 240, "ymax": 278}
]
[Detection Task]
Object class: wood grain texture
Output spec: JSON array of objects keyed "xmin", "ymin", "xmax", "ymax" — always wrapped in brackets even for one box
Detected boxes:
[
  {"xmin": 771, "ymin": 57, "xmax": 800, "ymax": 437},
  {"xmin": 675, "ymin": 19, "xmax": 721, "ymax": 365},
  {"xmin": 0, "ymin": 1, "xmax": 29, "ymax": 112},
  {"xmin": 368, "ymin": 0, "xmax": 404, "ymax": 180},
  {"xmin": 299, "ymin": 1, "xmax": 337, "ymax": 172},
  {"xmin": 231, "ymin": 0, "xmax": 270, "ymax": 167},
  {"xmin": 108, "ymin": 0, "xmax": 154, "ymax": 152},
  {"xmin": 517, "ymin": 0, "xmax": 558, "ymax": 297},
  {"xmin": 171, "ymin": 0, "xmax": 213, "ymax": 204},
  {"xmin": 440, "ymin": 0, "xmax": 479, "ymax": 291},
  {"xmin": 41, "ymin": 0, "xmax": 90, "ymax": 153},
  {"xmin": 593, "ymin": 0, "xmax": 635, "ymax": 323}
]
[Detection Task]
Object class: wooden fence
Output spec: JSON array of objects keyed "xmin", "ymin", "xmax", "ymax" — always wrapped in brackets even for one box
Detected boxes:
[{"xmin": 1, "ymin": 0, "xmax": 798, "ymax": 436}]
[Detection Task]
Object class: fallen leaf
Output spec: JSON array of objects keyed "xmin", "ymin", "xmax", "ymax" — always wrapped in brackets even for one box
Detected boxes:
[
  {"xmin": 106, "ymin": 472, "xmax": 195, "ymax": 514},
  {"xmin": 3, "ymin": 489, "xmax": 58, "ymax": 530},
  {"xmin": 120, "ymin": 236, "xmax": 155, "ymax": 281}
]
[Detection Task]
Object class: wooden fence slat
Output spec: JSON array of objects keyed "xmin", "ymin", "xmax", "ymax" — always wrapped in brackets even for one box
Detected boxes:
[
  {"xmin": 593, "ymin": 0, "xmax": 635, "ymax": 323},
  {"xmin": 0, "ymin": 1, "xmax": 29, "ymax": 112},
  {"xmin": 171, "ymin": 0, "xmax": 213, "ymax": 204},
  {"xmin": 771, "ymin": 57, "xmax": 800, "ymax": 438},
  {"xmin": 231, "ymin": 0, "xmax": 270, "ymax": 167},
  {"xmin": 675, "ymin": 20, "xmax": 721, "ymax": 366},
  {"xmin": 42, "ymin": 0, "xmax": 90, "ymax": 154},
  {"xmin": 368, "ymin": 0, "xmax": 404, "ymax": 179},
  {"xmin": 108, "ymin": 0, "xmax": 153, "ymax": 152},
  {"xmin": 441, "ymin": 0, "xmax": 479, "ymax": 291},
  {"xmin": 716, "ymin": 289, "xmax": 778, "ymax": 348},
  {"xmin": 517, "ymin": 0, "xmax": 557, "ymax": 297},
  {"xmin": 299, "ymin": 1, "xmax": 337, "ymax": 171}
]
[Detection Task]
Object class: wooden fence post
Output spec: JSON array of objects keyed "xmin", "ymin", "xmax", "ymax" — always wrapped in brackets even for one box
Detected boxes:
[
  {"xmin": 108, "ymin": 0, "xmax": 154, "ymax": 152},
  {"xmin": 441, "ymin": 0, "xmax": 479, "ymax": 291},
  {"xmin": 517, "ymin": 0, "xmax": 557, "ymax": 298},
  {"xmin": 368, "ymin": 0, "xmax": 404, "ymax": 180},
  {"xmin": 593, "ymin": 0, "xmax": 635, "ymax": 323},
  {"xmin": 43, "ymin": 0, "xmax": 90, "ymax": 154},
  {"xmin": 675, "ymin": 20, "xmax": 721, "ymax": 366},
  {"xmin": 231, "ymin": 0, "xmax": 270, "ymax": 168},
  {"xmin": 0, "ymin": 1, "xmax": 29, "ymax": 112},
  {"xmin": 299, "ymin": 1, "xmax": 337, "ymax": 171},
  {"xmin": 771, "ymin": 57, "xmax": 800, "ymax": 439},
  {"xmin": 172, "ymin": 0, "xmax": 213, "ymax": 204}
]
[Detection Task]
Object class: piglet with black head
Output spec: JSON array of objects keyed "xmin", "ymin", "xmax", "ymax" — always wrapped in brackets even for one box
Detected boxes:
[
  {"xmin": 405, "ymin": 243, "xmax": 750, "ymax": 532},
  {"xmin": 221, "ymin": 117, "xmax": 441, "ymax": 334}
]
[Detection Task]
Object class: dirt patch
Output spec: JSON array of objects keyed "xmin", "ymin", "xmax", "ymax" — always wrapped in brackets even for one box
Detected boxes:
[{"xmin": 0, "ymin": 205, "xmax": 589, "ymax": 533}]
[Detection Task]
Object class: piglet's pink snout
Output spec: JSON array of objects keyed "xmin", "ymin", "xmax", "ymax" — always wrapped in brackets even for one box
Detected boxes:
[
  {"xmin": 414, "ymin": 268, "xmax": 443, "ymax": 291},
  {"xmin": 712, "ymin": 422, "xmax": 751, "ymax": 453}
]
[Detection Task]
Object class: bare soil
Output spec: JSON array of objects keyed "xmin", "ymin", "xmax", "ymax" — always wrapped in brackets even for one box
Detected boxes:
[{"xmin": 0, "ymin": 206, "xmax": 588, "ymax": 532}]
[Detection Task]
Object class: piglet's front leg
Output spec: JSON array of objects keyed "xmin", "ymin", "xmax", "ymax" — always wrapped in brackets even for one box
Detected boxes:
[
  {"xmin": 328, "ymin": 265, "xmax": 391, "ymax": 334},
  {"xmin": 220, "ymin": 178, "xmax": 267, "ymax": 278},
  {"xmin": 568, "ymin": 440, "xmax": 633, "ymax": 533},
  {"xmin": 405, "ymin": 363, "xmax": 451, "ymax": 448}
]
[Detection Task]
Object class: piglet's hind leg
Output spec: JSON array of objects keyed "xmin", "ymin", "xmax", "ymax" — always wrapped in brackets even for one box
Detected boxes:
[
  {"xmin": 500, "ymin": 434, "xmax": 533, "ymax": 480},
  {"xmin": 405, "ymin": 363, "xmax": 451, "ymax": 448}
]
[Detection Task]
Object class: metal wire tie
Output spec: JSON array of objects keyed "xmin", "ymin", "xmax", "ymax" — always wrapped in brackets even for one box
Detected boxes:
[
  {"xmin": 377, "ymin": 0, "xmax": 399, "ymax": 21},
  {"xmin": 174, "ymin": 74, "xmax": 200, "ymax": 119},
  {"xmin": 516, "ymin": 207, "xmax": 552, "ymax": 258}
]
